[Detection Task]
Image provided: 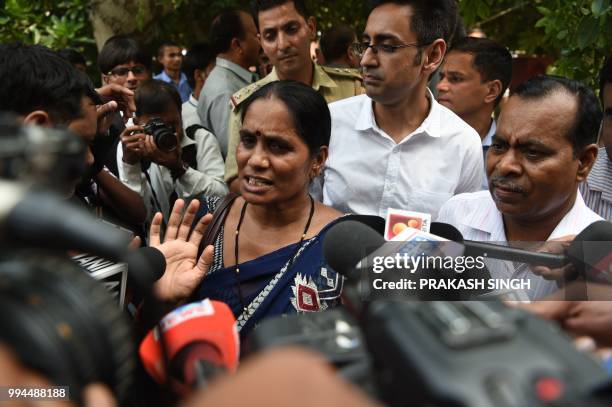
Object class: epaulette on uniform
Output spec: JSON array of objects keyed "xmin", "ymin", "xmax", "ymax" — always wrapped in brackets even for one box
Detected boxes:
[
  {"xmin": 230, "ymin": 82, "xmax": 263, "ymax": 110},
  {"xmin": 320, "ymin": 66, "xmax": 363, "ymax": 81}
]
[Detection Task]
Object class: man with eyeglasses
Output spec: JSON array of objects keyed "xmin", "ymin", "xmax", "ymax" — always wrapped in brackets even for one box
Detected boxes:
[
  {"xmin": 319, "ymin": 0, "xmax": 484, "ymax": 218},
  {"xmin": 99, "ymin": 35, "xmax": 151, "ymax": 92}
]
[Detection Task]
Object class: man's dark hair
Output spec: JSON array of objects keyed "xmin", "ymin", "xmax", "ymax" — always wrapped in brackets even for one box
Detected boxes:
[
  {"xmin": 0, "ymin": 43, "xmax": 91, "ymax": 124},
  {"xmin": 209, "ymin": 9, "xmax": 248, "ymax": 56},
  {"xmin": 183, "ymin": 43, "xmax": 215, "ymax": 89},
  {"xmin": 515, "ymin": 75, "xmax": 602, "ymax": 155},
  {"xmin": 240, "ymin": 80, "xmax": 330, "ymax": 155},
  {"xmin": 450, "ymin": 37, "xmax": 512, "ymax": 106},
  {"xmin": 252, "ymin": 0, "xmax": 310, "ymax": 20},
  {"xmin": 369, "ymin": 0, "xmax": 459, "ymax": 45},
  {"xmin": 98, "ymin": 35, "xmax": 151, "ymax": 74},
  {"xmin": 320, "ymin": 25, "xmax": 356, "ymax": 63},
  {"xmin": 599, "ymin": 56, "xmax": 611, "ymax": 103},
  {"xmin": 57, "ymin": 48, "xmax": 87, "ymax": 68},
  {"xmin": 157, "ymin": 41, "xmax": 180, "ymax": 59},
  {"xmin": 135, "ymin": 80, "xmax": 182, "ymax": 117}
]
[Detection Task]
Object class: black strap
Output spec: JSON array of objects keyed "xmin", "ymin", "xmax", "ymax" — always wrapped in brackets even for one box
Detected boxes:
[
  {"xmin": 198, "ymin": 193, "xmax": 240, "ymax": 256},
  {"xmin": 185, "ymin": 124, "xmax": 211, "ymax": 140}
]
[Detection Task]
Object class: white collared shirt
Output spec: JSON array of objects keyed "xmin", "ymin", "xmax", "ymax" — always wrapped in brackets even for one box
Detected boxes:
[
  {"xmin": 320, "ymin": 92, "xmax": 484, "ymax": 218},
  {"xmin": 436, "ymin": 190, "xmax": 604, "ymax": 299},
  {"xmin": 182, "ymin": 94, "xmax": 201, "ymax": 129},
  {"xmin": 117, "ymin": 120, "xmax": 228, "ymax": 224}
]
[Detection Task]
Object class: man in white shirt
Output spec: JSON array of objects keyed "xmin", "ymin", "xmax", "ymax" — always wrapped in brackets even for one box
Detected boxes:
[
  {"xmin": 320, "ymin": 0, "xmax": 484, "ymax": 218},
  {"xmin": 437, "ymin": 75, "xmax": 602, "ymax": 299},
  {"xmin": 118, "ymin": 81, "xmax": 227, "ymax": 223}
]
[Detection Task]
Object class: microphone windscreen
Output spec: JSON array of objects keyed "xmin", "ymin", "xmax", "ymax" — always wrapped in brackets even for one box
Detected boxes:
[
  {"xmin": 430, "ymin": 222, "xmax": 464, "ymax": 242},
  {"xmin": 139, "ymin": 299, "xmax": 239, "ymax": 387},
  {"xmin": 323, "ymin": 220, "xmax": 385, "ymax": 278}
]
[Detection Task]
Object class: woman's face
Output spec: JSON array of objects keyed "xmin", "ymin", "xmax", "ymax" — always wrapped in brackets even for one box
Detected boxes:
[{"xmin": 237, "ymin": 97, "xmax": 320, "ymax": 205}]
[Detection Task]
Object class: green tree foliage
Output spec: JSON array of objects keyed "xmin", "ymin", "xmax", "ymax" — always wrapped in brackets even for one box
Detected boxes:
[
  {"xmin": 1, "ymin": 0, "xmax": 609, "ymax": 89},
  {"xmin": 0, "ymin": 0, "xmax": 94, "ymax": 52},
  {"xmin": 459, "ymin": 0, "xmax": 611, "ymax": 89}
]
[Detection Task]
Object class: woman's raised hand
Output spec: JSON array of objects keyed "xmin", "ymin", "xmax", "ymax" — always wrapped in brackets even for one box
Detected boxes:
[{"xmin": 149, "ymin": 199, "xmax": 214, "ymax": 303}]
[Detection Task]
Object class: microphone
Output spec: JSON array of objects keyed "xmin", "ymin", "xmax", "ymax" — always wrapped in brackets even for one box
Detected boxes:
[
  {"xmin": 432, "ymin": 221, "xmax": 612, "ymax": 280},
  {"xmin": 323, "ymin": 219, "xmax": 385, "ymax": 280},
  {"xmin": 0, "ymin": 180, "xmax": 130, "ymax": 261},
  {"xmin": 139, "ymin": 299, "xmax": 239, "ymax": 395}
]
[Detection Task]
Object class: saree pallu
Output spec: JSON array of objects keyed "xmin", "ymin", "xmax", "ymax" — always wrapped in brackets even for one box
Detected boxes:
[{"xmin": 194, "ymin": 219, "xmax": 344, "ymax": 339}]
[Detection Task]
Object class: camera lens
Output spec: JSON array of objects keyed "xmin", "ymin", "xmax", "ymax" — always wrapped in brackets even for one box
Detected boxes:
[
  {"xmin": 143, "ymin": 118, "xmax": 177, "ymax": 153},
  {"xmin": 153, "ymin": 127, "xmax": 178, "ymax": 152}
]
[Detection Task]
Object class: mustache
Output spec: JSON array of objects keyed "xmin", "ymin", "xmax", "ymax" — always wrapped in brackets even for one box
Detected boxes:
[
  {"xmin": 361, "ymin": 68, "xmax": 382, "ymax": 80},
  {"xmin": 490, "ymin": 175, "xmax": 525, "ymax": 194}
]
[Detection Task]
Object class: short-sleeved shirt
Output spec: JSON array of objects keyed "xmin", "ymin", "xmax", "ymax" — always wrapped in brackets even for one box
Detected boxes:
[{"xmin": 580, "ymin": 147, "xmax": 612, "ymax": 221}]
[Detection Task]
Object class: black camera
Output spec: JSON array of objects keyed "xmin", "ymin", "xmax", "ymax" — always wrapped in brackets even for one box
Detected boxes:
[{"xmin": 142, "ymin": 118, "xmax": 178, "ymax": 152}]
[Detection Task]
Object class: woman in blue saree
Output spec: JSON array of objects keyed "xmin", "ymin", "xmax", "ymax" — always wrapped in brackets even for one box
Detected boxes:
[{"xmin": 150, "ymin": 80, "xmax": 343, "ymax": 339}]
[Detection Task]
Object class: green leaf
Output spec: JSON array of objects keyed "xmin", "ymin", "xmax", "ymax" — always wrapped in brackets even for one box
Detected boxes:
[
  {"xmin": 557, "ymin": 29, "xmax": 568, "ymax": 39},
  {"xmin": 577, "ymin": 15, "xmax": 600, "ymax": 48},
  {"xmin": 580, "ymin": 7, "xmax": 591, "ymax": 15}
]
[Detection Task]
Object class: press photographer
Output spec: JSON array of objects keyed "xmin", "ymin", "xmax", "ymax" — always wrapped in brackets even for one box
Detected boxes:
[{"xmin": 117, "ymin": 79, "xmax": 227, "ymax": 224}]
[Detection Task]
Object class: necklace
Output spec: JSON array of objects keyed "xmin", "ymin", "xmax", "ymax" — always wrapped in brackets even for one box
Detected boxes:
[{"xmin": 234, "ymin": 195, "xmax": 315, "ymax": 315}]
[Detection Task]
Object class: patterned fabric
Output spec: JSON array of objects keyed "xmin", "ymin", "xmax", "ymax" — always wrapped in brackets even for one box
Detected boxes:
[
  {"xmin": 195, "ymin": 196, "xmax": 343, "ymax": 338},
  {"xmin": 580, "ymin": 148, "xmax": 612, "ymax": 221}
]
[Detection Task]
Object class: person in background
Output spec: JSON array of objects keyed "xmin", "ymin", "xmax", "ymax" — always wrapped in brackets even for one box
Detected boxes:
[
  {"xmin": 99, "ymin": 35, "xmax": 151, "ymax": 92},
  {"xmin": 181, "ymin": 43, "xmax": 216, "ymax": 129},
  {"xmin": 197, "ymin": 8, "xmax": 261, "ymax": 159},
  {"xmin": 436, "ymin": 37, "xmax": 512, "ymax": 188},
  {"xmin": 320, "ymin": 24, "xmax": 360, "ymax": 69},
  {"xmin": 154, "ymin": 41, "xmax": 192, "ymax": 103},
  {"xmin": 580, "ymin": 56, "xmax": 612, "ymax": 220},
  {"xmin": 58, "ymin": 48, "xmax": 87, "ymax": 72}
]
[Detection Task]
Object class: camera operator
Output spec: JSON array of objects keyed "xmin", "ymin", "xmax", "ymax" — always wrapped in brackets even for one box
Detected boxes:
[{"xmin": 117, "ymin": 80, "xmax": 227, "ymax": 224}]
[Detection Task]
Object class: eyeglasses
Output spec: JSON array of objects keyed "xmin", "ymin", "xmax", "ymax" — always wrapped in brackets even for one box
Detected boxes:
[
  {"xmin": 351, "ymin": 42, "xmax": 422, "ymax": 58},
  {"xmin": 107, "ymin": 65, "xmax": 147, "ymax": 77}
]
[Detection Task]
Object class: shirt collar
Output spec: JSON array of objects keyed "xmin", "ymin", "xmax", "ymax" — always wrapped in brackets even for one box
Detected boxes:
[
  {"xmin": 312, "ymin": 63, "xmax": 337, "ymax": 91},
  {"xmin": 587, "ymin": 148, "xmax": 612, "ymax": 203},
  {"xmin": 482, "ymin": 119, "xmax": 496, "ymax": 147},
  {"xmin": 460, "ymin": 190, "xmax": 596, "ymax": 241},
  {"xmin": 354, "ymin": 89, "xmax": 440, "ymax": 140},
  {"xmin": 215, "ymin": 57, "xmax": 257, "ymax": 83},
  {"xmin": 187, "ymin": 94, "xmax": 198, "ymax": 108},
  {"xmin": 159, "ymin": 70, "xmax": 188, "ymax": 85}
]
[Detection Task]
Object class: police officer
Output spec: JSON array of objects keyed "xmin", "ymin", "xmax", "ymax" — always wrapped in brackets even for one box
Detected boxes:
[{"xmin": 224, "ymin": 0, "xmax": 364, "ymax": 190}]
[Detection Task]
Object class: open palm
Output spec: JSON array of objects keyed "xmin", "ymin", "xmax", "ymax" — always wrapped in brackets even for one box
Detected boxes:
[{"xmin": 149, "ymin": 199, "xmax": 214, "ymax": 303}]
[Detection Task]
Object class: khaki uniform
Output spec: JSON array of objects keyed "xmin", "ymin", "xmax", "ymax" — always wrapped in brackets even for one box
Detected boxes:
[{"xmin": 224, "ymin": 64, "xmax": 364, "ymax": 182}]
